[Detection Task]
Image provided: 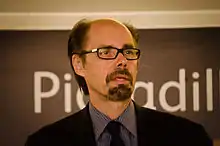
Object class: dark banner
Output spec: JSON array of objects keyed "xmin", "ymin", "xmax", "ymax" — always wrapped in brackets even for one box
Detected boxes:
[{"xmin": 1, "ymin": 28, "xmax": 220, "ymax": 146}]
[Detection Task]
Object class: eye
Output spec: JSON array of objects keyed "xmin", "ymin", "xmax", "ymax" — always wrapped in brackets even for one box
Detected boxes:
[
  {"xmin": 125, "ymin": 49, "xmax": 135, "ymax": 55},
  {"xmin": 99, "ymin": 48, "xmax": 110, "ymax": 55},
  {"xmin": 97, "ymin": 47, "xmax": 117, "ymax": 59}
]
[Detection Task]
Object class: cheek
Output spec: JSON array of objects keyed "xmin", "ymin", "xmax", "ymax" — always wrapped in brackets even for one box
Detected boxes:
[
  {"xmin": 86, "ymin": 60, "xmax": 109, "ymax": 83},
  {"xmin": 98, "ymin": 62, "xmax": 112, "ymax": 82},
  {"xmin": 129, "ymin": 60, "xmax": 138, "ymax": 70},
  {"xmin": 129, "ymin": 62, "xmax": 138, "ymax": 79}
]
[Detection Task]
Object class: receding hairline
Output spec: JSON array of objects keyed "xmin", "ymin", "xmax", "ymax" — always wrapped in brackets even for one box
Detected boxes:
[
  {"xmin": 68, "ymin": 18, "xmax": 138, "ymax": 54},
  {"xmin": 89, "ymin": 18, "xmax": 131, "ymax": 31},
  {"xmin": 90, "ymin": 18, "xmax": 125, "ymax": 25},
  {"xmin": 84, "ymin": 18, "xmax": 136, "ymax": 46}
]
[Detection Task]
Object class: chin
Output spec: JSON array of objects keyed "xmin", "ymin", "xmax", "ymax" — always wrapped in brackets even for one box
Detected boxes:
[{"xmin": 107, "ymin": 84, "xmax": 133, "ymax": 101}]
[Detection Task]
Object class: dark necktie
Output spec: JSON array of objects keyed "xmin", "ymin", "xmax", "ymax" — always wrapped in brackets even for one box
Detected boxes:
[{"xmin": 106, "ymin": 121, "xmax": 125, "ymax": 146}]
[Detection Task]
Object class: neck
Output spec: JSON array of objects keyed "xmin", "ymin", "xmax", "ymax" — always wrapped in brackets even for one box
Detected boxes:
[{"xmin": 90, "ymin": 96, "xmax": 131, "ymax": 120}]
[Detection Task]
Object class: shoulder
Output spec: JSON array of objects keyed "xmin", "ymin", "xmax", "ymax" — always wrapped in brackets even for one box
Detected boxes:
[
  {"xmin": 137, "ymin": 106, "xmax": 194, "ymax": 124},
  {"xmin": 25, "ymin": 108, "xmax": 87, "ymax": 145},
  {"xmin": 135, "ymin": 103, "xmax": 200, "ymax": 127},
  {"xmin": 136, "ymin": 105, "xmax": 212, "ymax": 145},
  {"xmin": 136, "ymin": 105, "xmax": 202, "ymax": 131}
]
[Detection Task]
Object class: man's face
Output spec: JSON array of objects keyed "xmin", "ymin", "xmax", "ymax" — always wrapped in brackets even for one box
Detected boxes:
[{"xmin": 81, "ymin": 20, "xmax": 138, "ymax": 101}]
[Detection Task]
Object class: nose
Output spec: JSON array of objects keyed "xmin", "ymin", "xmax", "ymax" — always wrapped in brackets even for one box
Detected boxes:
[{"xmin": 116, "ymin": 53, "xmax": 127, "ymax": 69}]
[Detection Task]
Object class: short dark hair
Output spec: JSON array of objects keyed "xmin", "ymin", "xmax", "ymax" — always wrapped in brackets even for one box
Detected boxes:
[{"xmin": 68, "ymin": 19, "xmax": 139, "ymax": 95}]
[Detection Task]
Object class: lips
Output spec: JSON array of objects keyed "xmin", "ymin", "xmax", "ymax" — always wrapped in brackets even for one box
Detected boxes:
[
  {"xmin": 112, "ymin": 75, "xmax": 130, "ymax": 81},
  {"xmin": 106, "ymin": 69, "xmax": 133, "ymax": 84}
]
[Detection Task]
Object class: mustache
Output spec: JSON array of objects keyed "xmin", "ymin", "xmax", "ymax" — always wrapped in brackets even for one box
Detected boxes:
[{"xmin": 106, "ymin": 69, "xmax": 133, "ymax": 84}]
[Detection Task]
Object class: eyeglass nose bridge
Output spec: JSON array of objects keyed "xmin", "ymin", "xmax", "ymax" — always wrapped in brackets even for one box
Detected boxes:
[{"xmin": 115, "ymin": 49, "xmax": 127, "ymax": 59}]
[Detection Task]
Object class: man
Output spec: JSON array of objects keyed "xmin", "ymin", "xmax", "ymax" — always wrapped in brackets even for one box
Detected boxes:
[{"xmin": 25, "ymin": 18, "xmax": 212, "ymax": 146}]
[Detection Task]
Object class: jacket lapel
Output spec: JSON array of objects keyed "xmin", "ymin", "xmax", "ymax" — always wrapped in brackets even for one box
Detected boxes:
[
  {"xmin": 66, "ymin": 104, "xmax": 97, "ymax": 146},
  {"xmin": 134, "ymin": 103, "xmax": 159, "ymax": 146},
  {"xmin": 78, "ymin": 104, "xmax": 97, "ymax": 146}
]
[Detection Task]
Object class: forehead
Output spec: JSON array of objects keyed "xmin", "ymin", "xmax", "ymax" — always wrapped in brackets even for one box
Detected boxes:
[{"xmin": 85, "ymin": 20, "xmax": 135, "ymax": 49}]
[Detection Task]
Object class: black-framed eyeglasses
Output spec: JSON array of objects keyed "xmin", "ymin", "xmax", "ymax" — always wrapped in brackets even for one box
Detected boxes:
[{"xmin": 73, "ymin": 46, "xmax": 141, "ymax": 60}]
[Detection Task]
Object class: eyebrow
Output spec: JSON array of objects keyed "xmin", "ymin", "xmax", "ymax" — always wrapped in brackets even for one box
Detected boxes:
[
  {"xmin": 97, "ymin": 45, "xmax": 113, "ymax": 48},
  {"xmin": 97, "ymin": 44, "xmax": 135, "ymax": 49},
  {"xmin": 123, "ymin": 44, "xmax": 135, "ymax": 48}
]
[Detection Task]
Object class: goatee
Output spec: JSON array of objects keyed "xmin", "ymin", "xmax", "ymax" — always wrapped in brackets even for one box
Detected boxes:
[
  {"xmin": 106, "ymin": 69, "xmax": 134, "ymax": 101},
  {"xmin": 107, "ymin": 84, "xmax": 133, "ymax": 101}
]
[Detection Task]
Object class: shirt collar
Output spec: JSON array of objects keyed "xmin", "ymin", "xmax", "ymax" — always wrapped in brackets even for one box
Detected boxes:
[
  {"xmin": 89, "ymin": 101, "xmax": 137, "ymax": 140},
  {"xmin": 116, "ymin": 101, "xmax": 137, "ymax": 137}
]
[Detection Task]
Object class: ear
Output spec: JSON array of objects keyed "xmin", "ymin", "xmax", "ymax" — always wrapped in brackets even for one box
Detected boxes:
[{"xmin": 72, "ymin": 54, "xmax": 85, "ymax": 77}]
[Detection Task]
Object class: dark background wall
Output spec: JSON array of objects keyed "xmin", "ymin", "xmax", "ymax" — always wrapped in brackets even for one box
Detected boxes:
[{"xmin": 0, "ymin": 28, "xmax": 220, "ymax": 146}]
